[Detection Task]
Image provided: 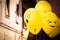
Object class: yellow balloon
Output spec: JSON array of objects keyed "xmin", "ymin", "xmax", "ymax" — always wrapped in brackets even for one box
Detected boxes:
[
  {"xmin": 41, "ymin": 12, "xmax": 60, "ymax": 37},
  {"xmin": 24, "ymin": 8, "xmax": 41, "ymax": 35},
  {"xmin": 49, "ymin": 19, "xmax": 60, "ymax": 37},
  {"xmin": 35, "ymin": 1, "xmax": 52, "ymax": 13}
]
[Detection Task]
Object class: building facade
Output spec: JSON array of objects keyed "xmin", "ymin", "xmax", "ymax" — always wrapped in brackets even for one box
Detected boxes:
[{"xmin": 0, "ymin": 0, "xmax": 29, "ymax": 40}]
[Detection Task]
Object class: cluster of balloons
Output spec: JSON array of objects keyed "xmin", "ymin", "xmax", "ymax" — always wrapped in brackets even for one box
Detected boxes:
[{"xmin": 24, "ymin": 1, "xmax": 60, "ymax": 38}]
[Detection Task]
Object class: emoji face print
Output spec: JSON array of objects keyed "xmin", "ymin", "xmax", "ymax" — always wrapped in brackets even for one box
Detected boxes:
[{"xmin": 41, "ymin": 12, "xmax": 60, "ymax": 37}]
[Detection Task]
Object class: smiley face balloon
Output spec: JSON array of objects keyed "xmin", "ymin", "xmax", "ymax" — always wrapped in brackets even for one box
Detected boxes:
[
  {"xmin": 24, "ymin": 8, "xmax": 41, "ymax": 35},
  {"xmin": 35, "ymin": 1, "xmax": 52, "ymax": 13},
  {"xmin": 41, "ymin": 12, "xmax": 60, "ymax": 37},
  {"xmin": 48, "ymin": 18, "xmax": 60, "ymax": 37}
]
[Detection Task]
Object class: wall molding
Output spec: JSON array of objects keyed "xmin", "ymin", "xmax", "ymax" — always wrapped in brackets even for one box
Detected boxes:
[{"xmin": 0, "ymin": 22, "xmax": 21, "ymax": 34}]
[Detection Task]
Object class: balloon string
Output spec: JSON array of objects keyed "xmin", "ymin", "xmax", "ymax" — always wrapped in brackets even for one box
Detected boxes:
[
  {"xmin": 34, "ymin": 29, "xmax": 37, "ymax": 40},
  {"xmin": 34, "ymin": 35, "xmax": 37, "ymax": 40}
]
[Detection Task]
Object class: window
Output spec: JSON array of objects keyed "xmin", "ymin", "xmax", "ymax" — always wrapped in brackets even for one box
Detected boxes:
[
  {"xmin": 5, "ymin": 0, "xmax": 10, "ymax": 19},
  {"xmin": 16, "ymin": 3, "xmax": 19, "ymax": 24}
]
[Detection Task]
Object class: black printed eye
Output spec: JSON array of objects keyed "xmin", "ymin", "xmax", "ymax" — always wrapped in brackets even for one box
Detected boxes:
[
  {"xmin": 54, "ymin": 22, "xmax": 56, "ymax": 24},
  {"xmin": 26, "ymin": 19, "xmax": 28, "ymax": 23},
  {"xmin": 48, "ymin": 20, "xmax": 52, "ymax": 23}
]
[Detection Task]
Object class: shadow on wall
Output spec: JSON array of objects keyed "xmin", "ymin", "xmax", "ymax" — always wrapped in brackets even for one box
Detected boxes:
[{"xmin": 48, "ymin": 0, "xmax": 60, "ymax": 18}]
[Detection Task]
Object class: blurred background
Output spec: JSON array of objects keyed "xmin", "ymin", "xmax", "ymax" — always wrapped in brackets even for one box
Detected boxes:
[{"xmin": 0, "ymin": 0, "xmax": 60, "ymax": 40}]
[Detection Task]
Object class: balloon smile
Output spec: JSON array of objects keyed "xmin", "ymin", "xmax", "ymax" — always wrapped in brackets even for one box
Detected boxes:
[{"xmin": 50, "ymin": 25, "xmax": 55, "ymax": 27}]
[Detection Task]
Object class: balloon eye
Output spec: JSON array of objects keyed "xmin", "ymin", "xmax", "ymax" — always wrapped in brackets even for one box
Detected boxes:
[
  {"xmin": 26, "ymin": 19, "xmax": 28, "ymax": 23},
  {"xmin": 48, "ymin": 20, "xmax": 52, "ymax": 23},
  {"xmin": 27, "ymin": 14, "xmax": 30, "ymax": 18},
  {"xmin": 54, "ymin": 22, "xmax": 56, "ymax": 24}
]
